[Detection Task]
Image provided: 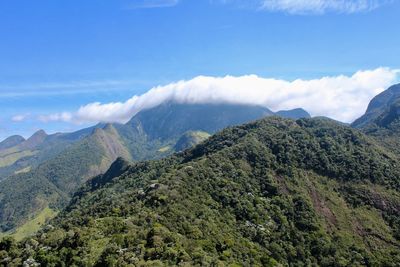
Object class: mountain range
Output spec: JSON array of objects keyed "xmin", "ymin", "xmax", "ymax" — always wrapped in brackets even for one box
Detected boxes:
[
  {"xmin": 1, "ymin": 84, "xmax": 400, "ymax": 266},
  {"xmin": 0, "ymin": 103, "xmax": 310, "ymax": 236}
]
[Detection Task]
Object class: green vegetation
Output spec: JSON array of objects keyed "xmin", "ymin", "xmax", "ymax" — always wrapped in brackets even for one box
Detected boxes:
[
  {"xmin": 0, "ymin": 136, "xmax": 25, "ymax": 151},
  {"xmin": 174, "ymin": 131, "xmax": 210, "ymax": 151},
  {"xmin": 1, "ymin": 117, "xmax": 399, "ymax": 266},
  {"xmin": 0, "ymin": 102, "xmax": 312, "ymax": 237},
  {"xmin": 0, "ymin": 113, "xmax": 212, "ymax": 237},
  {"xmin": 276, "ymin": 108, "xmax": 311, "ymax": 119},
  {"xmin": 11, "ymin": 207, "xmax": 57, "ymax": 241},
  {"xmin": 0, "ymin": 150, "xmax": 37, "ymax": 168},
  {"xmin": 0, "ymin": 130, "xmax": 112, "ymax": 233}
]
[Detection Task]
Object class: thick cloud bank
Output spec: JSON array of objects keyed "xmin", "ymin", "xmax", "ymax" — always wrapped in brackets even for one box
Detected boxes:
[{"xmin": 39, "ymin": 67, "xmax": 399, "ymax": 124}]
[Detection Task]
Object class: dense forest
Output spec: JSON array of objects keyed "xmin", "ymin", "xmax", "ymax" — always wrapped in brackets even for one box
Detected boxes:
[
  {"xmin": 0, "ymin": 103, "xmax": 307, "ymax": 236},
  {"xmin": 1, "ymin": 117, "xmax": 399, "ymax": 266}
]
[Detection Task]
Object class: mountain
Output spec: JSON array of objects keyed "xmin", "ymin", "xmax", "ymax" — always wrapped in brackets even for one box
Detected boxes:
[
  {"xmin": 0, "ymin": 135, "xmax": 25, "ymax": 150},
  {"xmin": 126, "ymin": 102, "xmax": 274, "ymax": 140},
  {"xmin": 352, "ymin": 83, "xmax": 400, "ymax": 154},
  {"xmin": 0, "ymin": 124, "xmax": 129, "ymax": 233},
  {"xmin": 0, "ymin": 126, "xmax": 102, "ymax": 181},
  {"xmin": 352, "ymin": 83, "xmax": 400, "ymax": 128},
  {"xmin": 0, "ymin": 102, "xmax": 282, "ymax": 236},
  {"xmin": 276, "ymin": 108, "xmax": 311, "ymax": 119},
  {"xmin": 174, "ymin": 131, "xmax": 211, "ymax": 152},
  {"xmin": 2, "ymin": 117, "xmax": 399, "ymax": 266}
]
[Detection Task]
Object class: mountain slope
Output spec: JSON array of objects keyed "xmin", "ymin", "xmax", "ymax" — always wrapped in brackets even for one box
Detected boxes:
[
  {"xmin": 3, "ymin": 117, "xmax": 399, "ymax": 266},
  {"xmin": 0, "ymin": 103, "xmax": 282, "ymax": 235},
  {"xmin": 352, "ymin": 83, "xmax": 400, "ymax": 128},
  {"xmin": 0, "ymin": 136, "xmax": 25, "ymax": 150},
  {"xmin": 126, "ymin": 102, "xmax": 274, "ymax": 140},
  {"xmin": 276, "ymin": 108, "xmax": 311, "ymax": 119},
  {"xmin": 352, "ymin": 83, "xmax": 400, "ymax": 155},
  {"xmin": 0, "ymin": 126, "xmax": 102, "ymax": 181},
  {"xmin": 0, "ymin": 125, "xmax": 130, "ymax": 232},
  {"xmin": 174, "ymin": 131, "xmax": 211, "ymax": 152}
]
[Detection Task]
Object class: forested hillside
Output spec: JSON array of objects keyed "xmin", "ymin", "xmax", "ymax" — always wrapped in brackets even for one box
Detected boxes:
[
  {"xmin": 0, "ymin": 126, "xmax": 102, "ymax": 181},
  {"xmin": 0, "ymin": 103, "xmax": 309, "ymax": 237},
  {"xmin": 2, "ymin": 117, "xmax": 399, "ymax": 266}
]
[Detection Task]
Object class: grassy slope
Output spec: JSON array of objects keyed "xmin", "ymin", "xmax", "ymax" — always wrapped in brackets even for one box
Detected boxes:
[
  {"xmin": 11, "ymin": 207, "xmax": 58, "ymax": 241},
  {"xmin": 0, "ymin": 124, "xmax": 136, "ymax": 239},
  {"xmin": 0, "ymin": 132, "xmax": 106, "ymax": 233},
  {"xmin": 0, "ymin": 150, "xmax": 37, "ymax": 168},
  {"xmin": 0, "ymin": 208, "xmax": 57, "ymax": 241},
  {"xmin": 2, "ymin": 117, "xmax": 399, "ymax": 266},
  {"xmin": 174, "ymin": 131, "xmax": 211, "ymax": 151}
]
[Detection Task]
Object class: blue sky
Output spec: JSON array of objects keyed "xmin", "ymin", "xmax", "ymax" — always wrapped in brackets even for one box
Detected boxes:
[{"xmin": 1, "ymin": 0, "xmax": 400, "ymax": 140}]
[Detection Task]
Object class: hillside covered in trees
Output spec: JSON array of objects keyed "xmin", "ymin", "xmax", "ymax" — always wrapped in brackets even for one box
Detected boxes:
[
  {"xmin": 1, "ymin": 117, "xmax": 399, "ymax": 266},
  {"xmin": 0, "ymin": 103, "xmax": 309, "ymax": 237}
]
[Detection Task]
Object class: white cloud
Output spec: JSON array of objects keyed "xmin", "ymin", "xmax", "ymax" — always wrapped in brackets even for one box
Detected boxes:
[
  {"xmin": 220, "ymin": 0, "xmax": 388, "ymax": 14},
  {"xmin": 39, "ymin": 67, "xmax": 399, "ymax": 124},
  {"xmin": 11, "ymin": 114, "xmax": 30, "ymax": 122},
  {"xmin": 261, "ymin": 0, "xmax": 384, "ymax": 14},
  {"xmin": 38, "ymin": 112, "xmax": 73, "ymax": 123},
  {"xmin": 0, "ymin": 80, "xmax": 138, "ymax": 98}
]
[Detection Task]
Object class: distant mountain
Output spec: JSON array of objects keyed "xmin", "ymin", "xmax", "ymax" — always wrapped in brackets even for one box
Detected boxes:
[
  {"xmin": 127, "ymin": 102, "xmax": 274, "ymax": 140},
  {"xmin": 21, "ymin": 130, "xmax": 48, "ymax": 149},
  {"xmin": 0, "ymin": 102, "xmax": 284, "ymax": 235},
  {"xmin": 4, "ymin": 117, "xmax": 399, "ymax": 266},
  {"xmin": 0, "ymin": 124, "xmax": 129, "ymax": 233},
  {"xmin": 352, "ymin": 83, "xmax": 400, "ymax": 128},
  {"xmin": 276, "ymin": 108, "xmax": 311, "ymax": 119},
  {"xmin": 0, "ymin": 135, "xmax": 25, "ymax": 150},
  {"xmin": 313, "ymin": 116, "xmax": 349, "ymax": 126},
  {"xmin": 373, "ymin": 99, "xmax": 400, "ymax": 128},
  {"xmin": 352, "ymin": 83, "xmax": 400, "ymax": 154},
  {"xmin": 0, "ymin": 125, "xmax": 102, "ymax": 181}
]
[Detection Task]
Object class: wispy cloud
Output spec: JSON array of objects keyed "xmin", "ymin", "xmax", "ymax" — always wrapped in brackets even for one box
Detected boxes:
[
  {"xmin": 38, "ymin": 67, "xmax": 400, "ymax": 124},
  {"xmin": 126, "ymin": 0, "xmax": 179, "ymax": 9},
  {"xmin": 262, "ymin": 0, "xmax": 384, "ymax": 14},
  {"xmin": 11, "ymin": 114, "xmax": 30, "ymax": 122},
  {"xmin": 219, "ymin": 0, "xmax": 389, "ymax": 14},
  {"xmin": 0, "ymin": 80, "xmax": 141, "ymax": 98},
  {"xmin": 38, "ymin": 113, "xmax": 72, "ymax": 123}
]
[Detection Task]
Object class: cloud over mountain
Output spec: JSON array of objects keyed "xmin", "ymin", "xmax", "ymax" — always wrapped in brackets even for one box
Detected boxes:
[{"xmin": 39, "ymin": 67, "xmax": 399, "ymax": 124}]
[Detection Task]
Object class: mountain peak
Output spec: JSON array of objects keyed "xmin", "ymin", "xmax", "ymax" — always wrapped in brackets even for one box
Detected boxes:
[
  {"xmin": 30, "ymin": 129, "xmax": 47, "ymax": 138},
  {"xmin": 276, "ymin": 108, "xmax": 311, "ymax": 119},
  {"xmin": 127, "ymin": 102, "xmax": 274, "ymax": 140},
  {"xmin": 0, "ymin": 135, "xmax": 25, "ymax": 150},
  {"xmin": 365, "ymin": 83, "xmax": 400, "ymax": 114},
  {"xmin": 352, "ymin": 83, "xmax": 400, "ymax": 128},
  {"xmin": 22, "ymin": 130, "xmax": 48, "ymax": 149}
]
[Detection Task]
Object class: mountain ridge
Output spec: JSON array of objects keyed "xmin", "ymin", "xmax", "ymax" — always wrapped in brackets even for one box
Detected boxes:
[
  {"xmin": 0, "ymin": 102, "xmax": 311, "ymax": 234},
  {"xmin": 352, "ymin": 83, "xmax": 400, "ymax": 128},
  {"xmin": 0, "ymin": 136, "xmax": 25, "ymax": 150},
  {"xmin": 2, "ymin": 116, "xmax": 399, "ymax": 266},
  {"xmin": 276, "ymin": 108, "xmax": 311, "ymax": 119}
]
